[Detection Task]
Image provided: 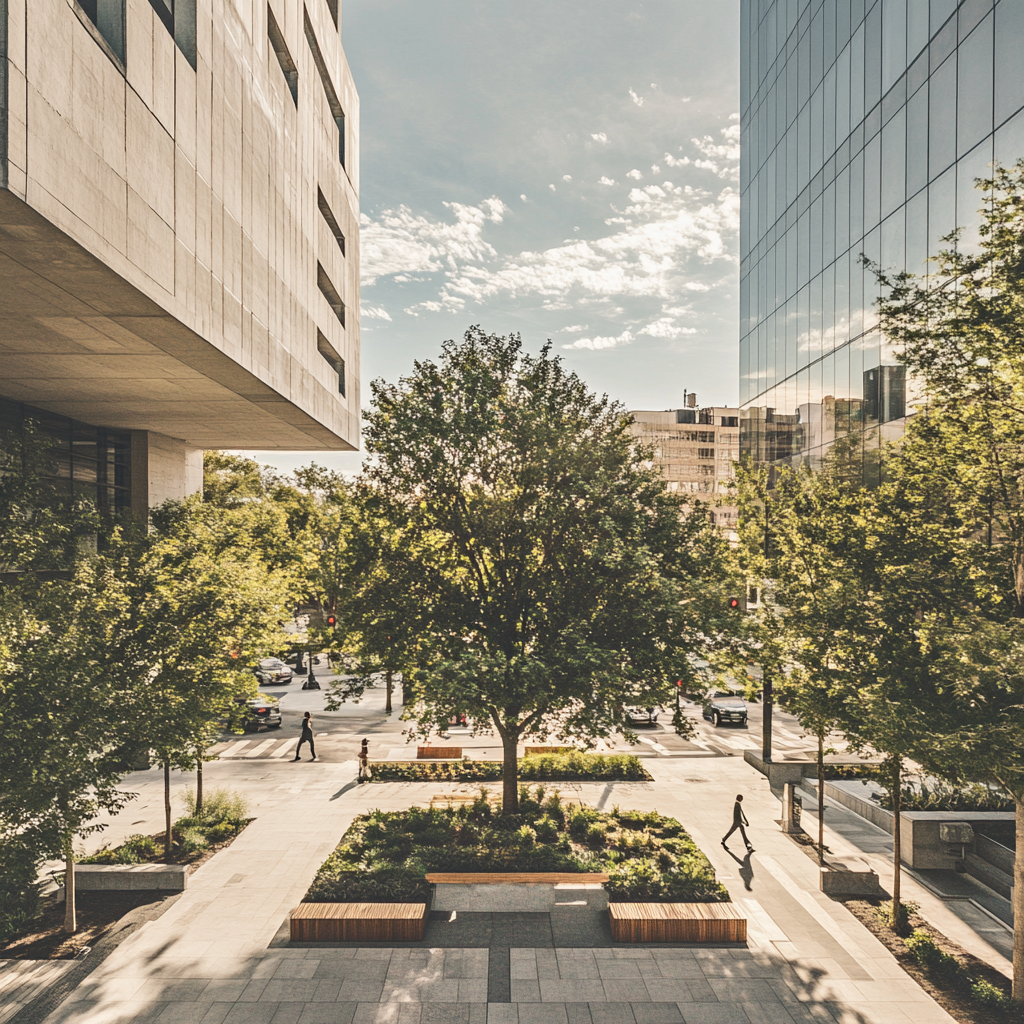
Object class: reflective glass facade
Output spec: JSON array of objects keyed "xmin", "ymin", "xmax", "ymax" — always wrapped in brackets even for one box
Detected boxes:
[{"xmin": 739, "ymin": 0, "xmax": 1024, "ymax": 478}]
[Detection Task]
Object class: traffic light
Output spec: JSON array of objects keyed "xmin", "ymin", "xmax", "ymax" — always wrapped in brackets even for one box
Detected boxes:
[
  {"xmin": 326, "ymin": 614, "xmax": 337, "ymax": 628},
  {"xmin": 727, "ymin": 596, "xmax": 742, "ymax": 611}
]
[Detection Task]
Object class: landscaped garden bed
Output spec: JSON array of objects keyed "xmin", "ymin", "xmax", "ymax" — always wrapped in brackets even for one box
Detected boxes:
[
  {"xmin": 369, "ymin": 751, "xmax": 652, "ymax": 783},
  {"xmin": 303, "ymin": 786, "xmax": 728, "ymax": 905},
  {"xmin": 80, "ymin": 788, "xmax": 252, "ymax": 867}
]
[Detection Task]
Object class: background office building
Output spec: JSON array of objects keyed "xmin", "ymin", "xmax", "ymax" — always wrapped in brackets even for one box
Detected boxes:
[
  {"xmin": 629, "ymin": 399, "xmax": 741, "ymax": 535},
  {"xmin": 0, "ymin": 0, "xmax": 360, "ymax": 517},
  {"xmin": 739, "ymin": 0, "xmax": 1024, "ymax": 478}
]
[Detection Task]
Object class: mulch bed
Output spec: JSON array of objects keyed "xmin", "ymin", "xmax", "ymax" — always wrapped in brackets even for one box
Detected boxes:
[
  {"xmin": 842, "ymin": 898, "xmax": 1014, "ymax": 1024},
  {"xmin": 0, "ymin": 890, "xmax": 174, "ymax": 961}
]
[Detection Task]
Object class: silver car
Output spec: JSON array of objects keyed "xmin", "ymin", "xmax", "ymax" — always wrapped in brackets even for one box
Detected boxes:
[{"xmin": 254, "ymin": 657, "xmax": 293, "ymax": 685}]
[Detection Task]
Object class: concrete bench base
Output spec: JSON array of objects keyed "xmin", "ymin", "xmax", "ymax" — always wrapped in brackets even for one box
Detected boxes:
[
  {"xmin": 609, "ymin": 902, "xmax": 746, "ymax": 943},
  {"xmin": 290, "ymin": 903, "xmax": 427, "ymax": 942},
  {"xmin": 426, "ymin": 872, "xmax": 610, "ymax": 912},
  {"xmin": 820, "ymin": 858, "xmax": 881, "ymax": 897},
  {"xmin": 74, "ymin": 864, "xmax": 188, "ymax": 891}
]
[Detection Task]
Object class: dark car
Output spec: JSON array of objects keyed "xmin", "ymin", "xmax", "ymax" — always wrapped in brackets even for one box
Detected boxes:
[
  {"xmin": 240, "ymin": 696, "xmax": 283, "ymax": 732},
  {"xmin": 623, "ymin": 705, "xmax": 661, "ymax": 726},
  {"xmin": 254, "ymin": 657, "xmax": 293, "ymax": 685},
  {"xmin": 702, "ymin": 691, "xmax": 747, "ymax": 727}
]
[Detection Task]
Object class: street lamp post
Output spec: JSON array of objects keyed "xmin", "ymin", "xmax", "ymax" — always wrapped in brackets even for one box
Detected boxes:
[{"xmin": 762, "ymin": 491, "xmax": 773, "ymax": 762}]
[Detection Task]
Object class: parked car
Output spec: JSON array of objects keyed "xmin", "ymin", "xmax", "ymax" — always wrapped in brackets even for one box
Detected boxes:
[
  {"xmin": 623, "ymin": 705, "xmax": 661, "ymax": 726},
  {"xmin": 240, "ymin": 695, "xmax": 282, "ymax": 732},
  {"xmin": 254, "ymin": 657, "xmax": 293, "ymax": 685},
  {"xmin": 702, "ymin": 691, "xmax": 747, "ymax": 727}
]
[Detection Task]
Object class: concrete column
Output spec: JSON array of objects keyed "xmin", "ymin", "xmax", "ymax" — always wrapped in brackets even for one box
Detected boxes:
[{"xmin": 131, "ymin": 431, "xmax": 203, "ymax": 521}]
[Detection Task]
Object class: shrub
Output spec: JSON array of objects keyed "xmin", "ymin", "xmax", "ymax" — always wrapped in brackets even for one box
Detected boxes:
[
  {"xmin": 177, "ymin": 828, "xmax": 209, "ymax": 857},
  {"xmin": 872, "ymin": 780, "xmax": 1013, "ymax": 813},
  {"xmin": 533, "ymin": 815, "xmax": 560, "ymax": 843},
  {"xmin": 970, "ymin": 978, "xmax": 1010, "ymax": 1008},
  {"xmin": 0, "ymin": 842, "xmax": 42, "ymax": 945},
  {"xmin": 904, "ymin": 930, "xmax": 958, "ymax": 973},
  {"xmin": 876, "ymin": 899, "xmax": 917, "ymax": 936},
  {"xmin": 184, "ymin": 787, "xmax": 250, "ymax": 824},
  {"xmin": 568, "ymin": 807, "xmax": 603, "ymax": 840},
  {"xmin": 584, "ymin": 822, "xmax": 608, "ymax": 849},
  {"xmin": 369, "ymin": 754, "xmax": 651, "ymax": 783},
  {"xmin": 306, "ymin": 865, "xmax": 431, "ymax": 904}
]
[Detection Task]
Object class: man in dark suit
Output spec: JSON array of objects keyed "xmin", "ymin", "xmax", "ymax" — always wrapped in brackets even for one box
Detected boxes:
[{"xmin": 722, "ymin": 794, "xmax": 753, "ymax": 852}]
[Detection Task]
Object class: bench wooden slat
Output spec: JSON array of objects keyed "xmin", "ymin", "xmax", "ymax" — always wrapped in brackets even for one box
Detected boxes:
[
  {"xmin": 417, "ymin": 746, "xmax": 462, "ymax": 759},
  {"xmin": 290, "ymin": 903, "xmax": 427, "ymax": 942},
  {"xmin": 425, "ymin": 872, "xmax": 609, "ymax": 884},
  {"xmin": 608, "ymin": 902, "xmax": 746, "ymax": 944}
]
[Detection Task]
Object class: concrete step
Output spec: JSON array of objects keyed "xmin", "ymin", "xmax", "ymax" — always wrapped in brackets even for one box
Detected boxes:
[{"xmin": 964, "ymin": 852, "xmax": 1013, "ymax": 901}]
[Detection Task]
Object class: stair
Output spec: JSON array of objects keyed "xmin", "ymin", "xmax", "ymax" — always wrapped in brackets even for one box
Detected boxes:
[{"xmin": 964, "ymin": 852, "xmax": 1013, "ymax": 901}]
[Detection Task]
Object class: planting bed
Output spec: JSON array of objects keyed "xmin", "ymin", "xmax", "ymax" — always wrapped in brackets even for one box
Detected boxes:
[
  {"xmin": 370, "ymin": 751, "xmax": 652, "ymax": 783},
  {"xmin": 303, "ymin": 785, "xmax": 728, "ymax": 905}
]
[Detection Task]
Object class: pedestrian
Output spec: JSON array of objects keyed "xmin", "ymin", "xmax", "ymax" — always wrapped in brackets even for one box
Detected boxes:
[
  {"xmin": 357, "ymin": 738, "xmax": 370, "ymax": 782},
  {"xmin": 721, "ymin": 793, "xmax": 753, "ymax": 852},
  {"xmin": 293, "ymin": 712, "xmax": 316, "ymax": 761}
]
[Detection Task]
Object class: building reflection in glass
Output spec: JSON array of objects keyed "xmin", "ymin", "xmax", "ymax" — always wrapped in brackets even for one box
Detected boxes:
[{"xmin": 740, "ymin": 0, "xmax": 1024, "ymax": 478}]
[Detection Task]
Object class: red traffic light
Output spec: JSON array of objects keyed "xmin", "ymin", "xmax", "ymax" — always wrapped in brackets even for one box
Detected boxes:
[
  {"xmin": 727, "ymin": 597, "xmax": 741, "ymax": 610},
  {"xmin": 326, "ymin": 614, "xmax": 337, "ymax": 628}
]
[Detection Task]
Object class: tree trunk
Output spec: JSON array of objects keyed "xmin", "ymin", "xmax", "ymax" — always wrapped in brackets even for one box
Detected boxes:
[
  {"xmin": 501, "ymin": 730, "xmax": 519, "ymax": 815},
  {"xmin": 62, "ymin": 839, "xmax": 76, "ymax": 934},
  {"xmin": 817, "ymin": 731, "xmax": 825, "ymax": 866},
  {"xmin": 164, "ymin": 761, "xmax": 172, "ymax": 861},
  {"xmin": 761, "ymin": 671, "xmax": 773, "ymax": 761},
  {"xmin": 890, "ymin": 757, "xmax": 903, "ymax": 930},
  {"xmin": 385, "ymin": 669, "xmax": 393, "ymax": 714},
  {"xmin": 196, "ymin": 756, "xmax": 204, "ymax": 816},
  {"xmin": 1014, "ymin": 795, "xmax": 1023, "ymax": 1003}
]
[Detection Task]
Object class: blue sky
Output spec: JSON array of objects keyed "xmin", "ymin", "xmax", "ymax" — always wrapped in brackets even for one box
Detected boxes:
[{"xmin": 252, "ymin": 1, "xmax": 740, "ymax": 475}]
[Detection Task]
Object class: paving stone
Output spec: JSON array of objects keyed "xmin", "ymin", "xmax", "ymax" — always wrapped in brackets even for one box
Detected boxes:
[
  {"xmin": 587, "ymin": 1003, "xmax": 635, "ymax": 1024},
  {"xmin": 678, "ymin": 1005, "xmax": 751, "ymax": 1024},
  {"xmin": 298, "ymin": 1005, "xmax": 357, "ymax": 1024},
  {"xmin": 640, "ymin": 982, "xmax": 696, "ymax": 1004},
  {"xmin": 538, "ymin": 981, "xmax": 607, "ymax": 1004},
  {"xmin": 516, "ymin": 1005, "xmax": 569, "ymax": 1024},
  {"xmin": 487, "ymin": 1005, "xmax": 519, "ymax": 1024},
  {"xmin": 596, "ymin": 964, "xmax": 642, "ymax": 981},
  {"xmin": 564, "ymin": 1003, "xmax": 593, "ymax": 1024},
  {"xmin": 630, "ymin": 1003, "xmax": 684, "ymax": 1024},
  {"xmin": 600, "ymin": 981, "xmax": 651, "ymax": 1004},
  {"xmin": 419, "ymin": 1006, "xmax": 470, "ymax": 1024}
]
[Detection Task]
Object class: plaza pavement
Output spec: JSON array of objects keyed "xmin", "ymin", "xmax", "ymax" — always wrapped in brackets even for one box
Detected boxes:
[{"xmin": 20, "ymin": 757, "xmax": 961, "ymax": 1024}]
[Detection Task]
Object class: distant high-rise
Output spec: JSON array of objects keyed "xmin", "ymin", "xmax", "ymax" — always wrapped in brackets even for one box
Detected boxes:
[
  {"xmin": 629, "ymin": 401, "xmax": 740, "ymax": 535},
  {"xmin": 739, "ymin": 0, "xmax": 1024, "ymax": 480}
]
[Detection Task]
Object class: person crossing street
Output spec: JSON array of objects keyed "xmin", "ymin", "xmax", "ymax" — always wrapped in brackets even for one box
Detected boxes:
[{"xmin": 293, "ymin": 712, "xmax": 316, "ymax": 761}]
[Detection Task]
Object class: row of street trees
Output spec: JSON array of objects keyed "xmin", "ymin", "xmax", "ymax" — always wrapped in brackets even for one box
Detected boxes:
[
  {"xmin": 729, "ymin": 163, "xmax": 1024, "ymax": 1002},
  {"xmin": 0, "ymin": 433, "xmax": 298, "ymax": 937}
]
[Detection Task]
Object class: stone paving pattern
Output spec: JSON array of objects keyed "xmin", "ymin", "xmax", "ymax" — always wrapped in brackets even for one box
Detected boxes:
[{"xmin": 16, "ymin": 758, "xmax": 963, "ymax": 1024}]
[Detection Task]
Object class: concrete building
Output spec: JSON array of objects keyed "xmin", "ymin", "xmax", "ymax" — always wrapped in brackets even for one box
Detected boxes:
[
  {"xmin": 0, "ymin": 0, "xmax": 359, "ymax": 517},
  {"xmin": 629, "ymin": 400, "xmax": 741, "ymax": 534},
  {"xmin": 739, "ymin": 0, "xmax": 1023, "ymax": 480}
]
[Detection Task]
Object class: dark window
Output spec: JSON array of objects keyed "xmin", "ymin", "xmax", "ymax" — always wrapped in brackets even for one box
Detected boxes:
[
  {"xmin": 697, "ymin": 448, "xmax": 715, "ymax": 460},
  {"xmin": 317, "ymin": 263, "xmax": 345, "ymax": 327},
  {"xmin": 317, "ymin": 188, "xmax": 345, "ymax": 255},
  {"xmin": 675, "ymin": 409, "xmax": 697, "ymax": 424},
  {"xmin": 720, "ymin": 416, "xmax": 739, "ymax": 427},
  {"xmin": 145, "ymin": 0, "xmax": 196, "ymax": 69},
  {"xmin": 77, "ymin": 0, "xmax": 126, "ymax": 65},
  {"xmin": 862, "ymin": 364, "xmax": 906, "ymax": 423},
  {"xmin": 304, "ymin": 11, "xmax": 347, "ymax": 169},
  {"xmin": 267, "ymin": 6, "xmax": 298, "ymax": 106},
  {"xmin": 316, "ymin": 330, "xmax": 346, "ymax": 396}
]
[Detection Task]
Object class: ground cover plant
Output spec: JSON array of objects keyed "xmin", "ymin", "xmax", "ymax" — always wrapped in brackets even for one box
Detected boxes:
[
  {"xmin": 368, "ymin": 751, "xmax": 652, "ymax": 783},
  {"xmin": 304, "ymin": 787, "xmax": 728, "ymax": 905},
  {"xmin": 80, "ymin": 789, "xmax": 251, "ymax": 865}
]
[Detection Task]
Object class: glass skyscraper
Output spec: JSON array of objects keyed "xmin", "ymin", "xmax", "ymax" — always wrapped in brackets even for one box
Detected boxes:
[{"xmin": 739, "ymin": 0, "xmax": 1024, "ymax": 478}]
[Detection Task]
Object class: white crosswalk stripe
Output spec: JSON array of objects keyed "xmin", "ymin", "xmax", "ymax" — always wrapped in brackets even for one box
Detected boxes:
[
  {"xmin": 243, "ymin": 738, "xmax": 279, "ymax": 757},
  {"xmin": 269, "ymin": 739, "xmax": 296, "ymax": 758},
  {"xmin": 217, "ymin": 740, "xmax": 251, "ymax": 758}
]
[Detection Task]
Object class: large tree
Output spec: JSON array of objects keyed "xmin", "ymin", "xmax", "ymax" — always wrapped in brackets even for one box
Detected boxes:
[{"xmin": 353, "ymin": 328, "xmax": 723, "ymax": 812}]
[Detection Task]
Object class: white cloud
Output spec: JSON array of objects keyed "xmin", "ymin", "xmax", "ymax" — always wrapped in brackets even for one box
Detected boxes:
[
  {"xmin": 562, "ymin": 330, "xmax": 634, "ymax": 351},
  {"xmin": 561, "ymin": 324, "xmax": 588, "ymax": 332},
  {"xmin": 360, "ymin": 197, "xmax": 508, "ymax": 285},
  {"xmin": 361, "ymin": 305, "xmax": 392, "ymax": 321},
  {"xmin": 520, "ymin": 194, "xmax": 528, "ymax": 201},
  {"xmin": 549, "ymin": 183, "xmax": 556, "ymax": 191},
  {"xmin": 661, "ymin": 124, "xmax": 741, "ymax": 180},
  {"xmin": 591, "ymin": 132, "xmax": 608, "ymax": 143},
  {"xmin": 651, "ymin": 163, "xmax": 661, "ymax": 174},
  {"xmin": 629, "ymin": 88, "xmax": 644, "ymax": 107},
  {"xmin": 626, "ymin": 169, "xmax": 644, "ymax": 180},
  {"xmin": 681, "ymin": 96, "xmax": 692, "ymax": 102},
  {"xmin": 598, "ymin": 176, "xmax": 616, "ymax": 186},
  {"xmin": 562, "ymin": 174, "xmax": 572, "ymax": 182},
  {"xmin": 639, "ymin": 317, "xmax": 698, "ymax": 338}
]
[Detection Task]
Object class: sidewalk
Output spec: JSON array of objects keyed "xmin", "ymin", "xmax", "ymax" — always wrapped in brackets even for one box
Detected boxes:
[{"xmin": 30, "ymin": 759, "xmax": 957, "ymax": 1024}]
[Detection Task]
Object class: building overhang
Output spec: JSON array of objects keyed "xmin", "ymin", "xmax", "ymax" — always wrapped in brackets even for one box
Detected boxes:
[{"xmin": 0, "ymin": 190, "xmax": 355, "ymax": 451}]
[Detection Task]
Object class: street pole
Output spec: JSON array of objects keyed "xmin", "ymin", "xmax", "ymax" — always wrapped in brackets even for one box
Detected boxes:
[{"xmin": 762, "ymin": 671, "xmax": 773, "ymax": 761}]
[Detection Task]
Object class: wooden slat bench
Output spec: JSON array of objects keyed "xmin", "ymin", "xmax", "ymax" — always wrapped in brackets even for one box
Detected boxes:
[
  {"xmin": 609, "ymin": 902, "xmax": 746, "ymax": 943},
  {"xmin": 524, "ymin": 745, "xmax": 575, "ymax": 755},
  {"xmin": 417, "ymin": 746, "xmax": 462, "ymax": 759},
  {"xmin": 425, "ymin": 872, "xmax": 609, "ymax": 884},
  {"xmin": 290, "ymin": 902, "xmax": 427, "ymax": 942}
]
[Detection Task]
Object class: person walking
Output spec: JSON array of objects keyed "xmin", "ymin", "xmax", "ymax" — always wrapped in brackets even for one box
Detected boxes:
[
  {"xmin": 293, "ymin": 712, "xmax": 316, "ymax": 761},
  {"xmin": 357, "ymin": 738, "xmax": 370, "ymax": 782},
  {"xmin": 722, "ymin": 793, "xmax": 753, "ymax": 852}
]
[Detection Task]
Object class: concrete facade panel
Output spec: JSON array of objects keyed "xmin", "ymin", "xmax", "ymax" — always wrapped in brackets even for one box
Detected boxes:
[{"xmin": 1, "ymin": 0, "xmax": 361, "ymax": 472}]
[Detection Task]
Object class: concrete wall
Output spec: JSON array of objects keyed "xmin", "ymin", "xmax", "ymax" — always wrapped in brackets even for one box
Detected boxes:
[{"xmin": 0, "ymin": 0, "xmax": 359, "ymax": 453}]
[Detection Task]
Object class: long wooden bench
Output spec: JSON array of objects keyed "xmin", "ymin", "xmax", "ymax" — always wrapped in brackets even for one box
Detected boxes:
[
  {"xmin": 290, "ymin": 902, "xmax": 427, "ymax": 942},
  {"xmin": 417, "ymin": 746, "xmax": 462, "ymax": 759},
  {"xmin": 524, "ymin": 745, "xmax": 575, "ymax": 755},
  {"xmin": 425, "ymin": 871, "xmax": 609, "ymax": 884},
  {"xmin": 609, "ymin": 902, "xmax": 746, "ymax": 943}
]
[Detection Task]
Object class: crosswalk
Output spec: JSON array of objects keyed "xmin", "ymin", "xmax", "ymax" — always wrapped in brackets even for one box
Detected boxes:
[{"xmin": 213, "ymin": 737, "xmax": 324, "ymax": 759}]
